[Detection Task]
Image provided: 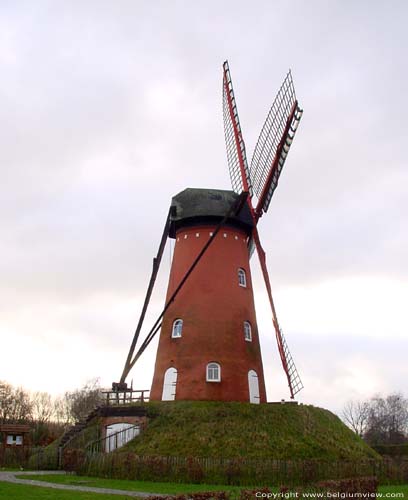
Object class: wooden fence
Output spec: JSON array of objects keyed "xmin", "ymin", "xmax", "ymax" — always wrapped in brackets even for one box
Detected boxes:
[
  {"xmin": 76, "ymin": 453, "xmax": 408, "ymax": 486},
  {"xmin": 0, "ymin": 446, "xmax": 31, "ymax": 468},
  {"xmin": 3, "ymin": 445, "xmax": 408, "ymax": 487}
]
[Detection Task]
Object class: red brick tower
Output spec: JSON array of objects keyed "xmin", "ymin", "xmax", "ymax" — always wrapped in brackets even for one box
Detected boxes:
[
  {"xmin": 150, "ymin": 188, "xmax": 267, "ymax": 403},
  {"xmin": 118, "ymin": 61, "xmax": 304, "ymax": 402}
]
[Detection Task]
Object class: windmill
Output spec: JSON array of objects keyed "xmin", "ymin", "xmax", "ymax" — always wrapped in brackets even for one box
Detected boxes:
[{"xmin": 115, "ymin": 61, "xmax": 303, "ymax": 402}]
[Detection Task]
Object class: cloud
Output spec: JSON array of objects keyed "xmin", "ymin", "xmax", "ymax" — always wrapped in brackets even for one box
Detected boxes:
[{"xmin": 1, "ymin": 0, "xmax": 407, "ymax": 413}]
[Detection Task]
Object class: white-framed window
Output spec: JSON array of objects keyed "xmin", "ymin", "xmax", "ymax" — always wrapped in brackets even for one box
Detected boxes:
[
  {"xmin": 172, "ymin": 319, "xmax": 183, "ymax": 338},
  {"xmin": 206, "ymin": 362, "xmax": 221, "ymax": 382},
  {"xmin": 6, "ymin": 435, "xmax": 22, "ymax": 446},
  {"xmin": 238, "ymin": 268, "xmax": 247, "ymax": 287},
  {"xmin": 244, "ymin": 321, "xmax": 252, "ymax": 341}
]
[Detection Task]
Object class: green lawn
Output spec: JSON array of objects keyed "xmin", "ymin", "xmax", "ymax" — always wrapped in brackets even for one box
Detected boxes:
[
  {"xmin": 379, "ymin": 484, "xmax": 408, "ymax": 497},
  {"xmin": 14, "ymin": 474, "xmax": 408, "ymax": 497},
  {"xmin": 16, "ymin": 474, "xmax": 240, "ymax": 494},
  {"xmin": 0, "ymin": 481, "xmax": 135, "ymax": 499}
]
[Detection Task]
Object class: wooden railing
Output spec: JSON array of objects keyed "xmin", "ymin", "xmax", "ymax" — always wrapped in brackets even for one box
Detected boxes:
[{"xmin": 102, "ymin": 389, "xmax": 150, "ymax": 406}]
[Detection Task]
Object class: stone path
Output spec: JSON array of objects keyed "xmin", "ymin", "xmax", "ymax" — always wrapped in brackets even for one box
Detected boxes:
[{"xmin": 0, "ymin": 470, "xmax": 163, "ymax": 497}]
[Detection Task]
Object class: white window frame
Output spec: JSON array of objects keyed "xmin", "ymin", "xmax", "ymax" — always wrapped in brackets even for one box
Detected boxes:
[
  {"xmin": 206, "ymin": 362, "xmax": 221, "ymax": 382},
  {"xmin": 244, "ymin": 321, "xmax": 252, "ymax": 341},
  {"xmin": 6, "ymin": 435, "xmax": 23, "ymax": 446},
  {"xmin": 172, "ymin": 319, "xmax": 183, "ymax": 338},
  {"xmin": 238, "ymin": 268, "xmax": 247, "ymax": 287}
]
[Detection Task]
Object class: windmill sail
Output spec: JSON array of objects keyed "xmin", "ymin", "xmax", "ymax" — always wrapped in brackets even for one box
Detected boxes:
[
  {"xmin": 253, "ymin": 228, "xmax": 303, "ymax": 399},
  {"xmin": 250, "ymin": 71, "xmax": 303, "ymax": 215},
  {"xmin": 276, "ymin": 325, "xmax": 303, "ymax": 398},
  {"xmin": 222, "ymin": 61, "xmax": 253, "ymax": 197}
]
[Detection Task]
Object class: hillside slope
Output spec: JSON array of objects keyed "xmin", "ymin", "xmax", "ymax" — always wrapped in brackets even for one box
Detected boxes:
[{"xmin": 122, "ymin": 401, "xmax": 378, "ymax": 460}]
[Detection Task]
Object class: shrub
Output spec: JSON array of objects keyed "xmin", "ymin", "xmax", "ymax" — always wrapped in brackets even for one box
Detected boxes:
[
  {"xmin": 281, "ymin": 476, "xmax": 380, "ymax": 498},
  {"xmin": 27, "ymin": 446, "xmax": 59, "ymax": 470},
  {"xmin": 62, "ymin": 448, "xmax": 85, "ymax": 471},
  {"xmin": 146, "ymin": 493, "xmax": 229, "ymax": 500}
]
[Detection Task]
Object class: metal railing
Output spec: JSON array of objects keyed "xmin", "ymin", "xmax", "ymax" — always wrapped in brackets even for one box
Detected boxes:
[{"xmin": 86, "ymin": 424, "xmax": 141, "ymax": 454}]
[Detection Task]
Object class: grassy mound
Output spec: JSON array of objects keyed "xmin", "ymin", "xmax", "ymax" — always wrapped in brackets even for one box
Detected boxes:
[{"xmin": 121, "ymin": 401, "xmax": 378, "ymax": 460}]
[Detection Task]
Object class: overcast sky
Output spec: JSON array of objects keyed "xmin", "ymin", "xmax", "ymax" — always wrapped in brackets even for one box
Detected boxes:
[{"xmin": 1, "ymin": 1, "xmax": 407, "ymax": 415}]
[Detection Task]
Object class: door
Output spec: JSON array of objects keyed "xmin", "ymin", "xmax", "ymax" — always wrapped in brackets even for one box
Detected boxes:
[
  {"xmin": 162, "ymin": 367, "xmax": 177, "ymax": 401},
  {"xmin": 248, "ymin": 370, "xmax": 260, "ymax": 404}
]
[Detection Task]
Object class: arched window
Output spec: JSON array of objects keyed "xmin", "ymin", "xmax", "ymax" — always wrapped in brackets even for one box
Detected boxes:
[
  {"xmin": 206, "ymin": 362, "xmax": 221, "ymax": 382},
  {"xmin": 238, "ymin": 268, "xmax": 247, "ymax": 287},
  {"xmin": 172, "ymin": 319, "xmax": 183, "ymax": 338},
  {"xmin": 244, "ymin": 321, "xmax": 252, "ymax": 341}
]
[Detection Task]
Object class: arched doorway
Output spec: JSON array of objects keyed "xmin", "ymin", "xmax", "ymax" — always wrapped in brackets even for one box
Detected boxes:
[
  {"xmin": 105, "ymin": 423, "xmax": 140, "ymax": 452},
  {"xmin": 162, "ymin": 367, "xmax": 177, "ymax": 401},
  {"xmin": 248, "ymin": 370, "xmax": 260, "ymax": 404}
]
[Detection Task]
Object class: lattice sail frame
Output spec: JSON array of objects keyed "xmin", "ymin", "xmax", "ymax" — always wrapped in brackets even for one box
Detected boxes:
[
  {"xmin": 250, "ymin": 71, "xmax": 303, "ymax": 215},
  {"xmin": 276, "ymin": 324, "xmax": 304, "ymax": 397},
  {"xmin": 222, "ymin": 61, "xmax": 304, "ymax": 399},
  {"xmin": 222, "ymin": 61, "xmax": 253, "ymax": 197}
]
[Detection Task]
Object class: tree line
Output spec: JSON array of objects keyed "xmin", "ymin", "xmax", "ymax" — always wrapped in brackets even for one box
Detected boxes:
[
  {"xmin": 342, "ymin": 392, "xmax": 408, "ymax": 446},
  {"xmin": 0, "ymin": 379, "xmax": 104, "ymax": 446}
]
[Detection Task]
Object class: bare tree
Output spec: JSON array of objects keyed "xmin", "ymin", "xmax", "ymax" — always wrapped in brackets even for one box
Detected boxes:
[
  {"xmin": 29, "ymin": 391, "xmax": 64, "ymax": 445},
  {"xmin": 63, "ymin": 378, "xmax": 104, "ymax": 423},
  {"xmin": 31, "ymin": 392, "xmax": 53, "ymax": 424},
  {"xmin": 11, "ymin": 386, "xmax": 32, "ymax": 422},
  {"xmin": 365, "ymin": 393, "xmax": 408, "ymax": 445},
  {"xmin": 0, "ymin": 381, "xmax": 14, "ymax": 423},
  {"xmin": 0, "ymin": 381, "xmax": 32, "ymax": 423},
  {"xmin": 0, "ymin": 379, "xmax": 105, "ymax": 445},
  {"xmin": 342, "ymin": 399, "xmax": 370, "ymax": 437},
  {"xmin": 386, "ymin": 393, "xmax": 408, "ymax": 438},
  {"xmin": 54, "ymin": 395, "xmax": 72, "ymax": 426}
]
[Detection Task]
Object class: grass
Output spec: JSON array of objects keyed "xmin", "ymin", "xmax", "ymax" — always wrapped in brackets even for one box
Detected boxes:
[
  {"xmin": 379, "ymin": 485, "xmax": 408, "ymax": 497},
  {"xmin": 16, "ymin": 474, "xmax": 241, "ymax": 494},
  {"xmin": 120, "ymin": 401, "xmax": 378, "ymax": 460},
  {"xmin": 12, "ymin": 474, "xmax": 408, "ymax": 498},
  {"xmin": 0, "ymin": 481, "xmax": 135, "ymax": 499}
]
